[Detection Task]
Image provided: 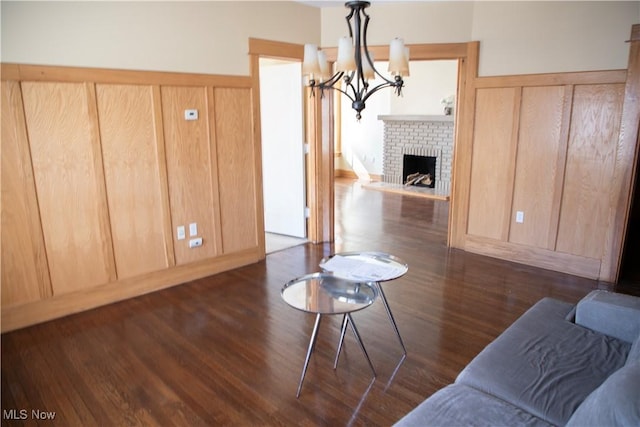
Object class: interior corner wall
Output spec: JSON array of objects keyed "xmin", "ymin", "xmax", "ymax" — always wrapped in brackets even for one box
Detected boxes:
[{"xmin": 0, "ymin": 1, "xmax": 320, "ymax": 75}]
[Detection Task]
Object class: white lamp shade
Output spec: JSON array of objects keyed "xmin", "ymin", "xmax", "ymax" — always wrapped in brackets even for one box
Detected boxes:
[
  {"xmin": 336, "ymin": 37, "xmax": 356, "ymax": 72},
  {"xmin": 317, "ymin": 51, "xmax": 331, "ymax": 81},
  {"xmin": 398, "ymin": 47, "xmax": 410, "ymax": 77},
  {"xmin": 388, "ymin": 38, "xmax": 409, "ymax": 75},
  {"xmin": 302, "ymin": 44, "xmax": 321, "ymax": 78},
  {"xmin": 362, "ymin": 51, "xmax": 375, "ymax": 80}
]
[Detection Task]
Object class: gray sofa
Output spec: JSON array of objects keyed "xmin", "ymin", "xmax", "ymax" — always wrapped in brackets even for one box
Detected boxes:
[{"xmin": 395, "ymin": 290, "xmax": 640, "ymax": 427}]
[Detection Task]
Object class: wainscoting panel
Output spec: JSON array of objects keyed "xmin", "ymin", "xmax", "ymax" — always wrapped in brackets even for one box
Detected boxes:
[
  {"xmin": 467, "ymin": 87, "xmax": 520, "ymax": 241},
  {"xmin": 214, "ymin": 88, "xmax": 259, "ymax": 254},
  {"xmin": 1, "ymin": 64, "xmax": 260, "ymax": 332},
  {"xmin": 21, "ymin": 82, "xmax": 116, "ymax": 295},
  {"xmin": 509, "ymin": 85, "xmax": 570, "ymax": 249},
  {"xmin": 161, "ymin": 86, "xmax": 219, "ymax": 265},
  {"xmin": 96, "ymin": 84, "xmax": 172, "ymax": 278},
  {"xmin": 1, "ymin": 81, "xmax": 52, "ymax": 306},
  {"xmin": 456, "ymin": 71, "xmax": 628, "ymax": 281},
  {"xmin": 556, "ymin": 84, "xmax": 625, "ymax": 259}
]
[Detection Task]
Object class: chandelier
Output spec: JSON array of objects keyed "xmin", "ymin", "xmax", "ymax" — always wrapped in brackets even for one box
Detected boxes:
[{"xmin": 302, "ymin": 1, "xmax": 409, "ymax": 120}]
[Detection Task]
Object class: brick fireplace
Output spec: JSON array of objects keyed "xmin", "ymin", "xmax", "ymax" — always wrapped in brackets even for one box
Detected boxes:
[{"xmin": 379, "ymin": 115, "xmax": 454, "ymax": 195}]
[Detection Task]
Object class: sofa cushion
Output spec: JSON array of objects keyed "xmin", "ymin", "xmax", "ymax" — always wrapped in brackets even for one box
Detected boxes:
[
  {"xmin": 566, "ymin": 360, "xmax": 640, "ymax": 427},
  {"xmin": 393, "ymin": 384, "xmax": 554, "ymax": 427},
  {"xmin": 576, "ymin": 290, "xmax": 640, "ymax": 343},
  {"xmin": 456, "ymin": 298, "xmax": 630, "ymax": 426}
]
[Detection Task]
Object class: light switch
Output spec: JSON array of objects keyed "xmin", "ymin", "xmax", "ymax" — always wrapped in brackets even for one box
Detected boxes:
[
  {"xmin": 515, "ymin": 211, "xmax": 524, "ymax": 224},
  {"xmin": 189, "ymin": 222, "xmax": 198, "ymax": 237},
  {"xmin": 177, "ymin": 225, "xmax": 186, "ymax": 240}
]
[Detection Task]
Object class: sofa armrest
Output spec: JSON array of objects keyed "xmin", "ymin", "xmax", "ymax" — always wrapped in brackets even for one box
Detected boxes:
[{"xmin": 575, "ymin": 290, "xmax": 640, "ymax": 343}]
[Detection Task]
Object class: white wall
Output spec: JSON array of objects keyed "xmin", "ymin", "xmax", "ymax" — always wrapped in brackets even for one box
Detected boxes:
[
  {"xmin": 322, "ymin": 1, "xmax": 639, "ymax": 76},
  {"xmin": 1, "ymin": 1, "xmax": 320, "ymax": 75},
  {"xmin": 321, "ymin": 1, "xmax": 474, "ymax": 46},
  {"xmin": 471, "ymin": 1, "xmax": 639, "ymax": 76},
  {"xmin": 4, "ymin": 1, "xmax": 637, "ymax": 76},
  {"xmin": 390, "ymin": 60, "xmax": 458, "ymax": 115}
]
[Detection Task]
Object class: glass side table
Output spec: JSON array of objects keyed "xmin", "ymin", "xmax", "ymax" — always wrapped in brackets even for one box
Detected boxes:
[
  {"xmin": 281, "ymin": 272, "xmax": 378, "ymax": 397},
  {"xmin": 320, "ymin": 251, "xmax": 408, "ymax": 368}
]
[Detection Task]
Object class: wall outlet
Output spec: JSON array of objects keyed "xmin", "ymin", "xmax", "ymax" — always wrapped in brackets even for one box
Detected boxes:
[
  {"xmin": 189, "ymin": 237, "xmax": 203, "ymax": 248},
  {"xmin": 176, "ymin": 225, "xmax": 186, "ymax": 240},
  {"xmin": 515, "ymin": 211, "xmax": 524, "ymax": 224},
  {"xmin": 184, "ymin": 109, "xmax": 198, "ymax": 120}
]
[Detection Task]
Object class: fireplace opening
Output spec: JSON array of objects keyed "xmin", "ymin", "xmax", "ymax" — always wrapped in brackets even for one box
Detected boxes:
[{"xmin": 403, "ymin": 154, "xmax": 436, "ymax": 188}]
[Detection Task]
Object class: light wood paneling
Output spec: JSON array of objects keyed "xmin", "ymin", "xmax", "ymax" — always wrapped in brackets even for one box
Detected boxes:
[
  {"xmin": 214, "ymin": 88, "xmax": 259, "ymax": 253},
  {"xmin": 510, "ymin": 86, "xmax": 570, "ymax": 249},
  {"xmin": 1, "ymin": 81, "xmax": 52, "ymax": 306},
  {"xmin": 21, "ymin": 82, "xmax": 114, "ymax": 295},
  {"xmin": 96, "ymin": 84, "xmax": 171, "ymax": 278},
  {"xmin": 556, "ymin": 84, "xmax": 625, "ymax": 259},
  {"xmin": 1, "ymin": 64, "xmax": 262, "ymax": 331},
  {"xmin": 467, "ymin": 87, "xmax": 520, "ymax": 240},
  {"xmin": 161, "ymin": 86, "xmax": 217, "ymax": 264}
]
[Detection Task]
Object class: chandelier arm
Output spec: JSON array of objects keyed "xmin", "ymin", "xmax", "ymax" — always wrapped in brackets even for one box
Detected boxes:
[
  {"xmin": 357, "ymin": 5, "xmax": 371, "ymax": 92},
  {"xmin": 332, "ymin": 83, "xmax": 357, "ymax": 104},
  {"xmin": 345, "ymin": 6, "xmax": 356, "ymax": 38},
  {"xmin": 319, "ymin": 71, "xmax": 346, "ymax": 89},
  {"xmin": 359, "ymin": 80, "xmax": 398, "ymax": 104}
]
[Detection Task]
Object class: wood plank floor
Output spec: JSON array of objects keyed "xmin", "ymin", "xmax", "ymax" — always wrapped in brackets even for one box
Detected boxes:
[{"xmin": 1, "ymin": 178, "xmax": 622, "ymax": 426}]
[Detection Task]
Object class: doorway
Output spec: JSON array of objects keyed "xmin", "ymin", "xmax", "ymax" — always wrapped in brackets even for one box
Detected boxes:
[{"xmin": 258, "ymin": 58, "xmax": 308, "ymax": 253}]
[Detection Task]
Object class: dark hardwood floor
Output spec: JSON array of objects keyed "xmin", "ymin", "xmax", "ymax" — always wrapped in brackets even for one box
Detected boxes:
[{"xmin": 1, "ymin": 178, "xmax": 621, "ymax": 426}]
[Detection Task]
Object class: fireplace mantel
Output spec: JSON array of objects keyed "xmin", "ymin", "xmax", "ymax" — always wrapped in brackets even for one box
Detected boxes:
[{"xmin": 378, "ymin": 115, "xmax": 454, "ymax": 122}]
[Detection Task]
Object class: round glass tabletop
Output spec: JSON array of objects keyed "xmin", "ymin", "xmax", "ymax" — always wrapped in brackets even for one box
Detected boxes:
[
  {"xmin": 319, "ymin": 251, "xmax": 408, "ymax": 282},
  {"xmin": 281, "ymin": 272, "xmax": 377, "ymax": 315}
]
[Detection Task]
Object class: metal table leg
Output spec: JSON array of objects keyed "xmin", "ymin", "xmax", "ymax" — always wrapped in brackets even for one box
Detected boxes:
[
  {"xmin": 334, "ymin": 314, "xmax": 349, "ymax": 369},
  {"xmin": 376, "ymin": 282, "xmax": 407, "ymax": 355},
  {"xmin": 333, "ymin": 314, "xmax": 376, "ymax": 377},
  {"xmin": 347, "ymin": 313, "xmax": 376, "ymax": 376},
  {"xmin": 296, "ymin": 313, "xmax": 322, "ymax": 398}
]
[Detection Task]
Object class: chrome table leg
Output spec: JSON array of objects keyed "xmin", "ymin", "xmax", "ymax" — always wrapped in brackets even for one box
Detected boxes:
[
  {"xmin": 347, "ymin": 313, "xmax": 376, "ymax": 377},
  {"xmin": 334, "ymin": 314, "xmax": 349, "ymax": 369},
  {"xmin": 297, "ymin": 313, "xmax": 322, "ymax": 398},
  {"xmin": 376, "ymin": 282, "xmax": 407, "ymax": 355}
]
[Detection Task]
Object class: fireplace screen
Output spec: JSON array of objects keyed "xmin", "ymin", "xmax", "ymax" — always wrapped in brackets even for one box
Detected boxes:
[{"xmin": 403, "ymin": 154, "xmax": 436, "ymax": 188}]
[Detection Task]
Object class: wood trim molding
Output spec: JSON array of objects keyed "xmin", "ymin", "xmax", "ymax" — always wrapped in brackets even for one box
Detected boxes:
[
  {"xmin": 1, "ymin": 63, "xmax": 252, "ymax": 87},
  {"xmin": 248, "ymin": 38, "xmax": 304, "ymax": 60},
  {"xmin": 248, "ymin": 54, "xmax": 267, "ymax": 256},
  {"xmin": 449, "ymin": 41, "xmax": 480, "ymax": 247},
  {"xmin": 464, "ymin": 235, "xmax": 601, "ymax": 280},
  {"xmin": 475, "ymin": 70, "xmax": 627, "ymax": 88}
]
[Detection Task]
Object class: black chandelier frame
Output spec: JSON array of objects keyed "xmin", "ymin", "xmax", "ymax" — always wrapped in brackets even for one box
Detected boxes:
[{"xmin": 308, "ymin": 1, "xmax": 405, "ymax": 120}]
